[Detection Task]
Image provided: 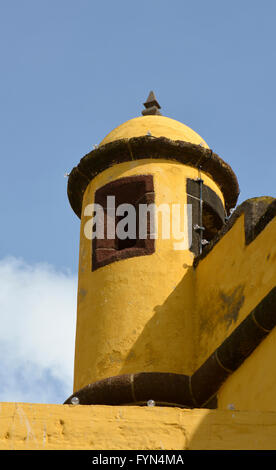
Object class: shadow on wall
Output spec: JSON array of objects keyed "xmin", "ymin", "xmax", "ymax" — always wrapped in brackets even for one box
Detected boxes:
[
  {"xmin": 174, "ymin": 407, "xmax": 276, "ymax": 450},
  {"xmin": 117, "ymin": 265, "xmax": 196, "ymax": 378}
]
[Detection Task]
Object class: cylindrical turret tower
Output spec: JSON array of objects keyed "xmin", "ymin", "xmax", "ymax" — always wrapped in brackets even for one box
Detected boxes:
[{"xmin": 65, "ymin": 92, "xmax": 239, "ymax": 407}]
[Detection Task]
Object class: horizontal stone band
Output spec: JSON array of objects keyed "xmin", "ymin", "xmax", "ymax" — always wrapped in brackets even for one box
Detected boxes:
[{"xmin": 64, "ymin": 286, "xmax": 276, "ymax": 408}]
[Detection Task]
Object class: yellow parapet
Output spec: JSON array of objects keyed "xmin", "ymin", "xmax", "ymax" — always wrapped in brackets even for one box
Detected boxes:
[{"xmin": 1, "ymin": 402, "xmax": 276, "ymax": 450}]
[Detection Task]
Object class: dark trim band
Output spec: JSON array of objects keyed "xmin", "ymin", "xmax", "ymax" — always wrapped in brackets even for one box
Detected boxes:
[
  {"xmin": 64, "ymin": 286, "xmax": 276, "ymax": 408},
  {"xmin": 67, "ymin": 136, "xmax": 240, "ymax": 218}
]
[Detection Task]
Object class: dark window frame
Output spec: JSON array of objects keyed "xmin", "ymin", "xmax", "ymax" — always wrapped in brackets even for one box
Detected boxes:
[
  {"xmin": 92, "ymin": 175, "xmax": 155, "ymax": 271},
  {"xmin": 187, "ymin": 178, "xmax": 226, "ymax": 256}
]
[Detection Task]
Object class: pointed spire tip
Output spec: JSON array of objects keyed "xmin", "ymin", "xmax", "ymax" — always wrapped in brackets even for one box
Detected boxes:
[{"xmin": 142, "ymin": 90, "xmax": 162, "ymax": 116}]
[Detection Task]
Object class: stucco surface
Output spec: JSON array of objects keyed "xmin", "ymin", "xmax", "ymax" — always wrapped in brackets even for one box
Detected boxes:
[{"xmin": 1, "ymin": 403, "xmax": 276, "ymax": 450}]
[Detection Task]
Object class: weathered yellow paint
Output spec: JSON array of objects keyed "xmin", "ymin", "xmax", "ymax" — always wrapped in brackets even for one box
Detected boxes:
[
  {"xmin": 71, "ymin": 106, "xmax": 276, "ymax": 419},
  {"xmin": 193, "ymin": 213, "xmax": 276, "ymax": 372},
  {"xmin": 74, "ymin": 159, "xmax": 225, "ymax": 392},
  {"xmin": 1, "ymin": 402, "xmax": 276, "ymax": 450},
  {"xmin": 99, "ymin": 115, "xmax": 209, "ymax": 148},
  {"xmin": 4, "ymin": 91, "xmax": 275, "ymax": 450},
  {"xmin": 218, "ymin": 324, "xmax": 276, "ymax": 412}
]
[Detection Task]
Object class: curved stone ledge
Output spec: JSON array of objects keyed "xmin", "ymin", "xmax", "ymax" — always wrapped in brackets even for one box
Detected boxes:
[
  {"xmin": 64, "ymin": 287, "xmax": 276, "ymax": 408},
  {"xmin": 67, "ymin": 136, "xmax": 240, "ymax": 218}
]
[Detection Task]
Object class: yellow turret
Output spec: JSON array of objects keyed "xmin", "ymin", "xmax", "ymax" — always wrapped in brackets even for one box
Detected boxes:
[{"xmin": 66, "ymin": 92, "xmax": 239, "ymax": 406}]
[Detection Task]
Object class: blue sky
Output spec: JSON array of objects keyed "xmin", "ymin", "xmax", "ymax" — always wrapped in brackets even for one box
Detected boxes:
[{"xmin": 0, "ymin": 0, "xmax": 275, "ymax": 404}]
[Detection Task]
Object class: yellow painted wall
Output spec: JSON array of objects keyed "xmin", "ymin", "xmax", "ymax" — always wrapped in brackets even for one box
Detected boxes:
[
  {"xmin": 1, "ymin": 402, "xmax": 276, "ymax": 450},
  {"xmin": 99, "ymin": 115, "xmax": 209, "ymax": 148},
  {"xmin": 193, "ymin": 214, "xmax": 276, "ymax": 371},
  {"xmin": 218, "ymin": 323, "xmax": 276, "ymax": 411},
  {"xmin": 74, "ymin": 159, "xmax": 225, "ymax": 392}
]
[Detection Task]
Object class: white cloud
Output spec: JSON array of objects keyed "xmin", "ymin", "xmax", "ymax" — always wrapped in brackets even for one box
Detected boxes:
[{"xmin": 0, "ymin": 257, "xmax": 77, "ymax": 404}]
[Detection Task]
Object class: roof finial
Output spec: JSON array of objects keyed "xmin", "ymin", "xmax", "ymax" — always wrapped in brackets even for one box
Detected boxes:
[{"xmin": 142, "ymin": 91, "xmax": 162, "ymax": 116}]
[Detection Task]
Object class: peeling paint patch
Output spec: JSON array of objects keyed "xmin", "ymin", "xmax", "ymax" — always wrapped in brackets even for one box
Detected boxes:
[
  {"xmin": 78, "ymin": 288, "xmax": 87, "ymax": 299},
  {"xmin": 219, "ymin": 285, "xmax": 245, "ymax": 328},
  {"xmin": 16, "ymin": 404, "xmax": 37, "ymax": 445}
]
